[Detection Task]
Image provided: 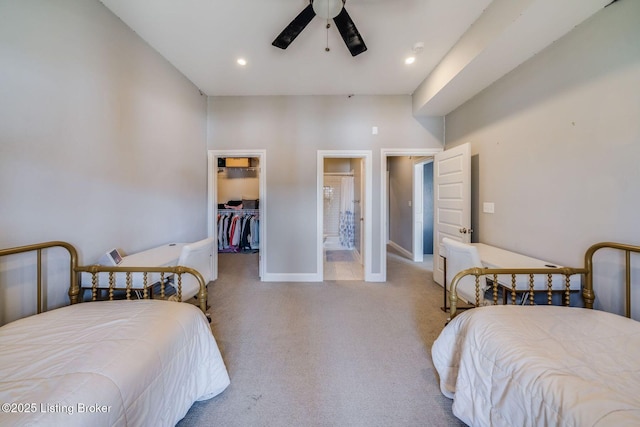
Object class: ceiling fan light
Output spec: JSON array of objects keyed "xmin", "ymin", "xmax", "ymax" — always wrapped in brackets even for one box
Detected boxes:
[{"xmin": 313, "ymin": 0, "xmax": 343, "ymax": 19}]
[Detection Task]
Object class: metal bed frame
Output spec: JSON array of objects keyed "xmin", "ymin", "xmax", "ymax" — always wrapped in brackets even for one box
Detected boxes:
[
  {"xmin": 448, "ymin": 241, "xmax": 640, "ymax": 319},
  {"xmin": 0, "ymin": 241, "xmax": 208, "ymax": 315}
]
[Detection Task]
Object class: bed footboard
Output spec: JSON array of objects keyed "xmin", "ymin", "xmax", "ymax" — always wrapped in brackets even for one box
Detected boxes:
[
  {"xmin": 448, "ymin": 266, "xmax": 587, "ymax": 319},
  {"xmin": 75, "ymin": 265, "xmax": 208, "ymax": 314},
  {"xmin": 448, "ymin": 241, "xmax": 640, "ymax": 320}
]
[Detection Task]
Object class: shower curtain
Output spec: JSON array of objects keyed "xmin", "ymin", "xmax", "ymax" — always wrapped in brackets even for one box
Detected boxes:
[{"xmin": 339, "ymin": 176, "xmax": 355, "ymax": 248}]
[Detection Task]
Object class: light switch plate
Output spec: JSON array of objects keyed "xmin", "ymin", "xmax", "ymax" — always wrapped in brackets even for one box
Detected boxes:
[{"xmin": 483, "ymin": 202, "xmax": 495, "ymax": 213}]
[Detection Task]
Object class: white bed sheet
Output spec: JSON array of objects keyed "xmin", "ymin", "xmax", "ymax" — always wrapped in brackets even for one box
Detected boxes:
[
  {"xmin": 0, "ymin": 300, "xmax": 230, "ymax": 426},
  {"xmin": 432, "ymin": 305, "xmax": 640, "ymax": 426}
]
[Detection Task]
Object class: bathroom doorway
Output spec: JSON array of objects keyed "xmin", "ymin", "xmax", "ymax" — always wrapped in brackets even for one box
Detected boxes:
[
  {"xmin": 317, "ymin": 150, "xmax": 372, "ymax": 281},
  {"xmin": 322, "ymin": 158, "xmax": 363, "ymax": 280}
]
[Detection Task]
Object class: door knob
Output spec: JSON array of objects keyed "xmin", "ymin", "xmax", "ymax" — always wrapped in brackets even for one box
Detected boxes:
[{"xmin": 459, "ymin": 227, "xmax": 473, "ymax": 234}]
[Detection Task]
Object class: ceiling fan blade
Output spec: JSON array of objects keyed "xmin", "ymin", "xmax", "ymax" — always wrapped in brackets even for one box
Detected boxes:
[
  {"xmin": 272, "ymin": 4, "xmax": 316, "ymax": 50},
  {"xmin": 333, "ymin": 8, "xmax": 367, "ymax": 57}
]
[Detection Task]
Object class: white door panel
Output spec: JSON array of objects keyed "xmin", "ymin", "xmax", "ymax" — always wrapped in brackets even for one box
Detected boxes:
[{"xmin": 433, "ymin": 143, "xmax": 471, "ymax": 286}]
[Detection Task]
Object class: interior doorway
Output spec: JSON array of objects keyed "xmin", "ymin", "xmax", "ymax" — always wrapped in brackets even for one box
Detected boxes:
[
  {"xmin": 380, "ymin": 148, "xmax": 442, "ymax": 282},
  {"xmin": 386, "ymin": 156, "xmax": 433, "ymax": 260},
  {"xmin": 317, "ymin": 150, "xmax": 372, "ymax": 281},
  {"xmin": 208, "ymin": 150, "xmax": 266, "ymax": 281},
  {"xmin": 322, "ymin": 158, "xmax": 363, "ymax": 280}
]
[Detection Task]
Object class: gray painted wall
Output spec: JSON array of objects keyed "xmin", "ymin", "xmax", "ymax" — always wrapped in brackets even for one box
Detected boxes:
[
  {"xmin": 445, "ymin": 0, "xmax": 640, "ymax": 314},
  {"xmin": 388, "ymin": 156, "xmax": 414, "ymax": 254},
  {"xmin": 0, "ymin": 0, "xmax": 208, "ymax": 320},
  {"xmin": 207, "ymin": 96, "xmax": 444, "ymax": 277}
]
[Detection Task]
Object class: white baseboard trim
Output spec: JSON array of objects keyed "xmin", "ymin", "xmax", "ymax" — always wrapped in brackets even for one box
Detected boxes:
[
  {"xmin": 263, "ymin": 271, "xmax": 385, "ymax": 283},
  {"xmin": 262, "ymin": 272, "xmax": 322, "ymax": 282},
  {"xmin": 387, "ymin": 241, "xmax": 413, "ymax": 260},
  {"xmin": 365, "ymin": 272, "xmax": 385, "ymax": 282}
]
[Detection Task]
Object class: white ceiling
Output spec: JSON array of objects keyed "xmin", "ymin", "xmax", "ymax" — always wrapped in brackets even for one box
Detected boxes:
[
  {"xmin": 98, "ymin": 0, "xmax": 493, "ymax": 96},
  {"xmin": 99, "ymin": 0, "xmax": 612, "ymax": 113}
]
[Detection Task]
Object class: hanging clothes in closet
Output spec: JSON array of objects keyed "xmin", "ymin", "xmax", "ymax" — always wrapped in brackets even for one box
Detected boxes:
[{"xmin": 217, "ymin": 210, "xmax": 259, "ymax": 253}]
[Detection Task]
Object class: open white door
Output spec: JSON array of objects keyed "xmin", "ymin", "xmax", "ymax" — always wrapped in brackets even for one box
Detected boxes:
[{"xmin": 433, "ymin": 142, "xmax": 471, "ymax": 286}]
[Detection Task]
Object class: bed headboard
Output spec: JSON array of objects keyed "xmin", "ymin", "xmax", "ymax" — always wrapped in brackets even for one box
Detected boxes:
[
  {"xmin": 584, "ymin": 241, "xmax": 640, "ymax": 318},
  {"xmin": 0, "ymin": 241, "xmax": 79, "ymax": 315}
]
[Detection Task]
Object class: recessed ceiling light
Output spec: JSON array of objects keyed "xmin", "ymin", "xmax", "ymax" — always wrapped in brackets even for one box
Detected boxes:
[
  {"xmin": 237, "ymin": 58, "xmax": 247, "ymax": 66},
  {"xmin": 404, "ymin": 41, "xmax": 424, "ymax": 65}
]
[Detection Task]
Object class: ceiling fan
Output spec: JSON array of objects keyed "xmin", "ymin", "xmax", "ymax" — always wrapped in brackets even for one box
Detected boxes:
[{"xmin": 272, "ymin": 0, "xmax": 368, "ymax": 57}]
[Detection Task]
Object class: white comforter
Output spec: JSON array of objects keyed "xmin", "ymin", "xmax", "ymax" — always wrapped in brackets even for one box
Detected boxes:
[
  {"xmin": 0, "ymin": 300, "xmax": 230, "ymax": 426},
  {"xmin": 432, "ymin": 305, "xmax": 640, "ymax": 426}
]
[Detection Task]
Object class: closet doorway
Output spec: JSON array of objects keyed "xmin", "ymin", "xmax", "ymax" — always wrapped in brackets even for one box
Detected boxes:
[
  {"xmin": 208, "ymin": 150, "xmax": 266, "ymax": 281},
  {"xmin": 317, "ymin": 150, "xmax": 372, "ymax": 281}
]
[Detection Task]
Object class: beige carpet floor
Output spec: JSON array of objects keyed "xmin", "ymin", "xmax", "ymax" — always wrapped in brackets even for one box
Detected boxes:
[{"xmin": 178, "ymin": 248, "xmax": 464, "ymax": 427}]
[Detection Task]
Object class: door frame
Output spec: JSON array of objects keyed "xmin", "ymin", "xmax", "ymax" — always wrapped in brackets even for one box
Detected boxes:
[
  {"xmin": 208, "ymin": 149, "xmax": 266, "ymax": 281},
  {"xmin": 380, "ymin": 148, "xmax": 442, "ymax": 282},
  {"xmin": 317, "ymin": 150, "xmax": 373, "ymax": 281}
]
